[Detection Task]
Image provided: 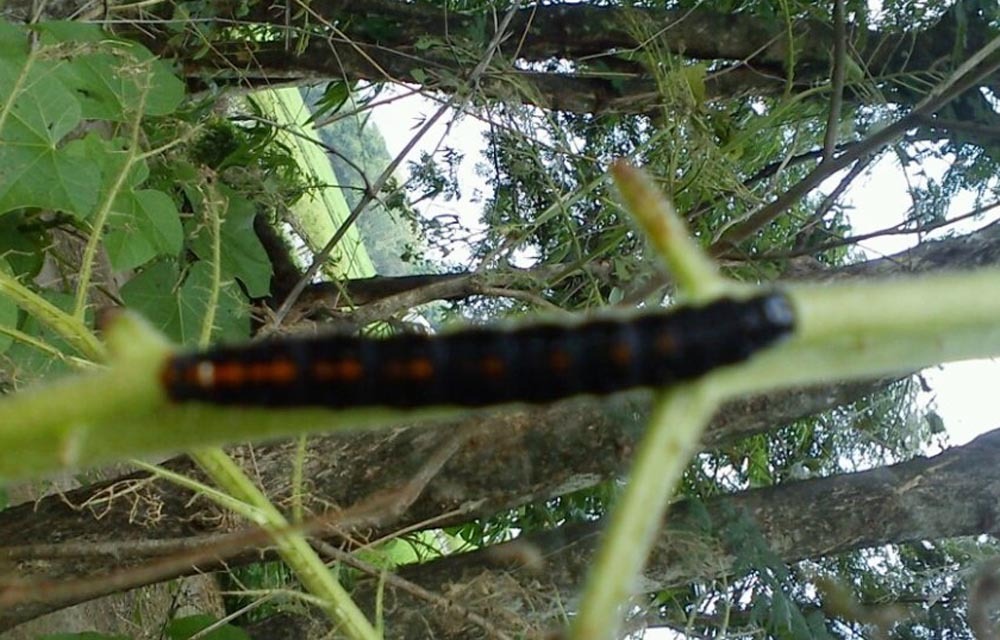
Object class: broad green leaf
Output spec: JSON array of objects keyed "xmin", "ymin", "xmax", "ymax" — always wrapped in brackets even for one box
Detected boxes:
[
  {"xmin": 82, "ymin": 133, "xmax": 150, "ymax": 189},
  {"xmin": 0, "ymin": 138, "xmax": 99, "ymax": 216},
  {"xmin": 136, "ymin": 189, "xmax": 184, "ymax": 253},
  {"xmin": 178, "ymin": 262, "xmax": 250, "ymax": 344},
  {"xmin": 105, "ymin": 189, "xmax": 183, "ymax": 271},
  {"xmin": 0, "ymin": 47, "xmax": 99, "ymax": 215},
  {"xmin": 0, "ymin": 23, "xmax": 24, "ymax": 56},
  {"xmin": 166, "ymin": 614, "xmax": 250, "ymax": 640},
  {"xmin": 121, "ymin": 261, "xmax": 249, "ymax": 345},
  {"xmin": 105, "ymin": 216, "xmax": 157, "ymax": 273},
  {"xmin": 36, "ymin": 22, "xmax": 184, "ymax": 119},
  {"xmin": 188, "ymin": 186, "xmax": 272, "ymax": 298},
  {"xmin": 120, "ymin": 260, "xmax": 181, "ymax": 340}
]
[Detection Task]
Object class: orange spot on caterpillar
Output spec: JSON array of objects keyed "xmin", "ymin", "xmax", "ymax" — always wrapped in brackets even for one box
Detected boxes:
[
  {"xmin": 384, "ymin": 358, "xmax": 434, "ymax": 381},
  {"xmin": 548, "ymin": 350, "xmax": 571, "ymax": 372},
  {"xmin": 212, "ymin": 362, "xmax": 246, "ymax": 386},
  {"xmin": 480, "ymin": 356, "xmax": 506, "ymax": 378},
  {"xmin": 314, "ymin": 359, "xmax": 364, "ymax": 382},
  {"xmin": 609, "ymin": 342, "xmax": 632, "ymax": 366},
  {"xmin": 407, "ymin": 358, "xmax": 434, "ymax": 380},
  {"xmin": 262, "ymin": 359, "xmax": 297, "ymax": 383},
  {"xmin": 654, "ymin": 332, "xmax": 675, "ymax": 354}
]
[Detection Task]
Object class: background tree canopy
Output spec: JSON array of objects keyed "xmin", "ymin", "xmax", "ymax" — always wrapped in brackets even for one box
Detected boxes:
[{"xmin": 1, "ymin": 0, "xmax": 1000, "ymax": 638}]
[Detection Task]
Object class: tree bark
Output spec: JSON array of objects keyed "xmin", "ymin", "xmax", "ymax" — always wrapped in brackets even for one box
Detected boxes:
[
  {"xmin": 346, "ymin": 427, "xmax": 1000, "ymax": 638},
  {"xmin": 5, "ymin": 0, "xmax": 998, "ymax": 135}
]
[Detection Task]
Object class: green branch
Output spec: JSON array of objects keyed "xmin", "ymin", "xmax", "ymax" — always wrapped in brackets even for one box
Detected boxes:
[
  {"xmin": 0, "ymin": 272, "xmax": 999, "ymax": 483},
  {"xmin": 72, "ymin": 72, "xmax": 151, "ymax": 320},
  {"xmin": 0, "ymin": 270, "xmax": 106, "ymax": 361}
]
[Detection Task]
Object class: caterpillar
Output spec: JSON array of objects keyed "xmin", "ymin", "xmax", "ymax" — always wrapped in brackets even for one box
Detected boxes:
[{"xmin": 161, "ymin": 293, "xmax": 795, "ymax": 409}]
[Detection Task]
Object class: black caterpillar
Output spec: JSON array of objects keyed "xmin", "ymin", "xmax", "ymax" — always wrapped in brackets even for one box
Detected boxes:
[{"xmin": 161, "ymin": 293, "xmax": 795, "ymax": 409}]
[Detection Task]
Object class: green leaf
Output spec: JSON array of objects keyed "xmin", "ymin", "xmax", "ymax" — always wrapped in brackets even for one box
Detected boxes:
[
  {"xmin": 36, "ymin": 22, "xmax": 184, "ymax": 119},
  {"xmin": 136, "ymin": 189, "xmax": 184, "ymax": 253},
  {"xmin": 105, "ymin": 189, "xmax": 183, "ymax": 271},
  {"xmin": 306, "ymin": 80, "xmax": 352, "ymax": 124},
  {"xmin": 178, "ymin": 262, "xmax": 251, "ymax": 344},
  {"xmin": 0, "ymin": 47, "xmax": 100, "ymax": 215},
  {"xmin": 165, "ymin": 613, "xmax": 251, "ymax": 640},
  {"xmin": 0, "ymin": 24, "xmax": 182, "ymax": 218},
  {"xmin": 188, "ymin": 186, "xmax": 272, "ymax": 298},
  {"xmin": 121, "ymin": 261, "xmax": 250, "ymax": 346},
  {"xmin": 120, "ymin": 260, "xmax": 181, "ymax": 340},
  {"xmin": 0, "ymin": 23, "xmax": 25, "ymax": 56}
]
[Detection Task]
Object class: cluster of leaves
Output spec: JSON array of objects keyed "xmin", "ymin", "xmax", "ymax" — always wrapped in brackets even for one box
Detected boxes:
[
  {"xmin": 0, "ymin": 23, "xmax": 318, "ymax": 386},
  {"xmin": 414, "ymin": 3, "xmax": 999, "ymax": 637}
]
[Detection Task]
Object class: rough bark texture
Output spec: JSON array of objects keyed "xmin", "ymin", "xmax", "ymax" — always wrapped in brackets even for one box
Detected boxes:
[
  {"xmin": 344, "ymin": 428, "xmax": 1000, "ymax": 638},
  {"xmin": 2, "ymin": 221, "xmax": 999, "ymax": 629},
  {"xmin": 4, "ymin": 0, "xmax": 998, "ymax": 136}
]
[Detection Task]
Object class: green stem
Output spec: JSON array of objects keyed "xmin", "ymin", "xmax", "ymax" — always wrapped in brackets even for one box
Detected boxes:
[
  {"xmin": 570, "ymin": 381, "xmax": 720, "ymax": 640},
  {"xmin": 149, "ymin": 185, "xmax": 378, "ymax": 636},
  {"xmin": 2, "ymin": 271, "xmax": 1000, "ymax": 482},
  {"xmin": 610, "ymin": 161, "xmax": 727, "ymax": 300},
  {"xmin": 190, "ymin": 448, "xmax": 380, "ymax": 640},
  {"xmin": 197, "ymin": 179, "xmax": 225, "ymax": 347},
  {"xmin": 0, "ymin": 270, "xmax": 105, "ymax": 361},
  {"xmin": 73, "ymin": 85, "xmax": 149, "ymax": 320},
  {"xmin": 0, "ymin": 323, "xmax": 95, "ymax": 368}
]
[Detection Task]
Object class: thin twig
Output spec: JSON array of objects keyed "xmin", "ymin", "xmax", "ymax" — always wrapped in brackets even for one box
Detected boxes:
[
  {"xmin": 312, "ymin": 538, "xmax": 515, "ymax": 640},
  {"xmin": 0, "ymin": 430, "xmax": 469, "ymax": 610},
  {"xmin": 823, "ymin": 0, "xmax": 847, "ymax": 161},
  {"xmin": 710, "ymin": 33, "xmax": 1000, "ymax": 257}
]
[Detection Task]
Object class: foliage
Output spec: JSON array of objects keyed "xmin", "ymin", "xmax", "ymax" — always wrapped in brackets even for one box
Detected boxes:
[
  {"xmin": 0, "ymin": 22, "xmax": 310, "ymax": 388},
  {"xmin": 165, "ymin": 614, "xmax": 252, "ymax": 640}
]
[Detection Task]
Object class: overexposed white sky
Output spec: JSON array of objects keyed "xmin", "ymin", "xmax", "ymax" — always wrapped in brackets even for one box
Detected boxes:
[{"xmin": 842, "ymin": 154, "xmax": 1000, "ymax": 445}]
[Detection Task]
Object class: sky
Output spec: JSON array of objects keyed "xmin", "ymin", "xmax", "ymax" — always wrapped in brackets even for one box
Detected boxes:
[{"xmin": 840, "ymin": 155, "xmax": 1000, "ymax": 446}]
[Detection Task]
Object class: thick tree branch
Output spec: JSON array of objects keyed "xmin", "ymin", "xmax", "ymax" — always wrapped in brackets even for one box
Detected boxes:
[
  {"xmin": 349, "ymin": 428, "xmax": 1000, "ymax": 638},
  {"xmin": 11, "ymin": 0, "xmax": 987, "ymax": 122}
]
